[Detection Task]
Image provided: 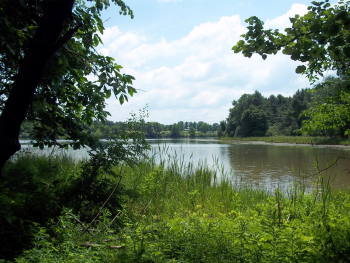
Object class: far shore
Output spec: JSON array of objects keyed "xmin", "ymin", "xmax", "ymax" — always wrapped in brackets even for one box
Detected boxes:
[{"xmin": 218, "ymin": 136, "xmax": 350, "ymax": 148}]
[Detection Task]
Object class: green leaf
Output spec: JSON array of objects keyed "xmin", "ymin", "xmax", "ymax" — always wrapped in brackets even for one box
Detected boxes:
[
  {"xmin": 296, "ymin": 65, "xmax": 307, "ymax": 74},
  {"xmin": 328, "ymin": 24, "xmax": 339, "ymax": 36},
  {"xmin": 291, "ymin": 51, "xmax": 301, "ymax": 60},
  {"xmin": 119, "ymin": 95, "xmax": 125, "ymax": 105},
  {"xmin": 262, "ymin": 54, "xmax": 267, "ymax": 60},
  {"xmin": 105, "ymin": 89, "xmax": 111, "ymax": 99},
  {"xmin": 127, "ymin": 86, "xmax": 136, "ymax": 96},
  {"xmin": 343, "ymin": 47, "xmax": 350, "ymax": 57}
]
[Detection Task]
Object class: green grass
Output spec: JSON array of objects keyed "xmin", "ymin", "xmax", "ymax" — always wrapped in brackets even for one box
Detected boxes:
[
  {"xmin": 219, "ymin": 135, "xmax": 350, "ymax": 145},
  {"xmin": 4, "ymin": 149, "xmax": 350, "ymax": 262}
]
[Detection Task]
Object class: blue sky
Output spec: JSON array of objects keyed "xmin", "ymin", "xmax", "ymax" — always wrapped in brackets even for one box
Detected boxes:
[{"xmin": 98, "ymin": 0, "xmax": 338, "ymax": 125}]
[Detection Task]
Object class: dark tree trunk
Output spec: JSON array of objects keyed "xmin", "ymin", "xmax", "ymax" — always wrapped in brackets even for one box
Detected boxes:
[{"xmin": 0, "ymin": 0, "xmax": 76, "ymax": 174}]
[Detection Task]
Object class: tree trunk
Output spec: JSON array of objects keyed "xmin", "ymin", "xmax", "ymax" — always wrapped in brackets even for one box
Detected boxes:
[{"xmin": 0, "ymin": 0, "xmax": 75, "ymax": 174}]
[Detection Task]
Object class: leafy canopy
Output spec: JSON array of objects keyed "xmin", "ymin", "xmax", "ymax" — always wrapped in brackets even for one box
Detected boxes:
[
  {"xmin": 0, "ymin": 0, "xmax": 136, "ymax": 149},
  {"xmin": 232, "ymin": 0, "xmax": 350, "ymax": 136},
  {"xmin": 232, "ymin": 0, "xmax": 350, "ymax": 83}
]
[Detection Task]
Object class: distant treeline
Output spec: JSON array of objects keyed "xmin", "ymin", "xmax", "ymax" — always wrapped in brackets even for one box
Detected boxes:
[
  {"xmin": 20, "ymin": 77, "xmax": 349, "ymax": 140},
  {"xmin": 219, "ymin": 76, "xmax": 350, "ymax": 138},
  {"xmin": 218, "ymin": 89, "xmax": 312, "ymax": 138},
  {"xmin": 19, "ymin": 119, "xmax": 218, "ymax": 139}
]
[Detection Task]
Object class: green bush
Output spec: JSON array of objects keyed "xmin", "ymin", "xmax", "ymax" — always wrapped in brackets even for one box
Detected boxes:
[{"xmin": 3, "ymin": 150, "xmax": 350, "ymax": 262}]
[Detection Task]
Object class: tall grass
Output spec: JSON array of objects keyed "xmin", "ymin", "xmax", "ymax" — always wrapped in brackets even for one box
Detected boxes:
[{"xmin": 7, "ymin": 147, "xmax": 350, "ymax": 262}]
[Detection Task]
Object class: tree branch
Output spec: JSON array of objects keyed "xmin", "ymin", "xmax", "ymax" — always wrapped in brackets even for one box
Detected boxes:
[
  {"xmin": 79, "ymin": 165, "xmax": 124, "ymax": 237},
  {"xmin": 51, "ymin": 22, "xmax": 82, "ymax": 56}
]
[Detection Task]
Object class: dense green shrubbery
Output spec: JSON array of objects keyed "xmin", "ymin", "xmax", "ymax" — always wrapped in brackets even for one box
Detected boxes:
[
  {"xmin": 2, "ymin": 150, "xmax": 350, "ymax": 262},
  {"xmin": 0, "ymin": 151, "xmax": 136, "ymax": 260}
]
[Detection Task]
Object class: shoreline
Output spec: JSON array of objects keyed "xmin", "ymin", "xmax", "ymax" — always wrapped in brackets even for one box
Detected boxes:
[{"xmin": 217, "ymin": 136, "xmax": 350, "ymax": 149}]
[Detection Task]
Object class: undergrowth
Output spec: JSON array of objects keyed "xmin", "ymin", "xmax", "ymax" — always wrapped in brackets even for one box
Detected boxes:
[{"xmin": 1, "ymin": 147, "xmax": 350, "ymax": 262}]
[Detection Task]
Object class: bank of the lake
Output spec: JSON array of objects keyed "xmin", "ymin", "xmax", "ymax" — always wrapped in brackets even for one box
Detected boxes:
[
  {"xmin": 19, "ymin": 137, "xmax": 350, "ymax": 190},
  {"xmin": 219, "ymin": 135, "xmax": 350, "ymax": 146},
  {"xmin": 5, "ymin": 152, "xmax": 350, "ymax": 262}
]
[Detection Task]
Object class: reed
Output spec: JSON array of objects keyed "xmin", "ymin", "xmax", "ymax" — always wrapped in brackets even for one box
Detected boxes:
[{"xmin": 7, "ymin": 148, "xmax": 350, "ymax": 262}]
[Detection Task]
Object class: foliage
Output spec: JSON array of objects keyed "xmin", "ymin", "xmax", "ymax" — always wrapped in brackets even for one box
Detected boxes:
[
  {"xmin": 218, "ymin": 135, "xmax": 350, "ymax": 145},
  {"xmin": 239, "ymin": 105, "xmax": 269, "ymax": 137},
  {"xmin": 170, "ymin": 124, "xmax": 181, "ymax": 138},
  {"xmin": 189, "ymin": 126, "xmax": 196, "ymax": 137},
  {"xmin": 301, "ymin": 76, "xmax": 350, "ymax": 136},
  {"xmin": 232, "ymin": 0, "xmax": 350, "ymax": 137},
  {"xmin": 0, "ymin": 0, "xmax": 136, "ymax": 152},
  {"xmin": 9, "ymin": 149, "xmax": 350, "ymax": 262},
  {"xmin": 232, "ymin": 0, "xmax": 350, "ymax": 82},
  {"xmin": 199, "ymin": 122, "xmax": 211, "ymax": 133},
  {"xmin": 144, "ymin": 122, "xmax": 162, "ymax": 138},
  {"xmin": 0, "ymin": 110, "xmax": 149, "ymax": 260},
  {"xmin": 226, "ymin": 90, "xmax": 312, "ymax": 137}
]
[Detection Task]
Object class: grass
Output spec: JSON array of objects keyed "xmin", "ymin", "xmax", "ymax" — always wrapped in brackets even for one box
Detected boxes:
[
  {"xmin": 218, "ymin": 135, "xmax": 350, "ymax": 146},
  {"xmin": 4, "ymin": 148, "xmax": 350, "ymax": 262}
]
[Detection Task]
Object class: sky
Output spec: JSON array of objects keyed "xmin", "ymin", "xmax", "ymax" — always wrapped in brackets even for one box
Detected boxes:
[{"xmin": 98, "ymin": 0, "xmax": 338, "ymax": 125}]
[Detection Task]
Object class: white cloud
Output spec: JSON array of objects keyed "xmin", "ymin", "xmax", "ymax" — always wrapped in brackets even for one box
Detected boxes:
[
  {"xmin": 100, "ymin": 6, "xmax": 310, "ymax": 124},
  {"xmin": 265, "ymin": 4, "xmax": 308, "ymax": 31}
]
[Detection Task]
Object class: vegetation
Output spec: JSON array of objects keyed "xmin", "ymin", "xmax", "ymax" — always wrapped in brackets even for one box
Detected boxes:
[
  {"xmin": 219, "ymin": 135, "xmax": 350, "ymax": 146},
  {"xmin": 3, "ymin": 0, "xmax": 350, "ymax": 261},
  {"xmin": 232, "ymin": 0, "xmax": 350, "ymax": 137},
  {"xmin": 19, "ymin": 120, "xmax": 219, "ymax": 139},
  {"xmin": 222, "ymin": 89, "xmax": 312, "ymax": 137},
  {"xmin": 219, "ymin": 76, "xmax": 350, "ymax": 138},
  {"xmin": 2, "ymin": 150, "xmax": 350, "ymax": 262},
  {"xmin": 0, "ymin": 0, "xmax": 135, "ymax": 171}
]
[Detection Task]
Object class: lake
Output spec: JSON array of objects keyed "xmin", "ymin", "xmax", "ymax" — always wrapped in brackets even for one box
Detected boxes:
[{"xmin": 19, "ymin": 138, "xmax": 350, "ymax": 190}]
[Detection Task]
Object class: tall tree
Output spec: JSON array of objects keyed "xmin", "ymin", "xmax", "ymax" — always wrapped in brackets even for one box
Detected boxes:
[
  {"xmin": 0, "ymin": 0, "xmax": 135, "ymax": 172},
  {"xmin": 239, "ymin": 106, "xmax": 269, "ymax": 137},
  {"xmin": 301, "ymin": 76, "xmax": 350, "ymax": 136},
  {"xmin": 232, "ymin": 0, "xmax": 350, "ymax": 136},
  {"xmin": 170, "ymin": 123, "xmax": 181, "ymax": 138},
  {"xmin": 227, "ymin": 91, "xmax": 265, "ymax": 136},
  {"xmin": 199, "ymin": 122, "xmax": 210, "ymax": 133},
  {"xmin": 189, "ymin": 126, "xmax": 196, "ymax": 138}
]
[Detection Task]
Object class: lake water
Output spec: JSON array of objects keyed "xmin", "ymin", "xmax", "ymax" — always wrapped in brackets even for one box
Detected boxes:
[{"xmin": 19, "ymin": 138, "xmax": 350, "ymax": 190}]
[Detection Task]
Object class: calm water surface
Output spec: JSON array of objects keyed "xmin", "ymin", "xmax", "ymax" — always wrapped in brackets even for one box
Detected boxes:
[{"xmin": 20, "ymin": 138, "xmax": 350, "ymax": 190}]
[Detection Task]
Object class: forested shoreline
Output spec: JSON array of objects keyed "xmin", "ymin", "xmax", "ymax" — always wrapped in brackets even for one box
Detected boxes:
[
  {"xmin": 19, "ymin": 76, "xmax": 350, "ymax": 142},
  {"xmin": 3, "ymin": 0, "xmax": 350, "ymax": 261}
]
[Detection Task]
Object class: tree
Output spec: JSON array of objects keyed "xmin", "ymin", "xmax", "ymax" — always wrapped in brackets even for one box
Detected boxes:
[
  {"xmin": 301, "ymin": 76, "xmax": 350, "ymax": 136},
  {"xmin": 199, "ymin": 122, "xmax": 210, "ymax": 133},
  {"xmin": 217, "ymin": 126, "xmax": 223, "ymax": 137},
  {"xmin": 170, "ymin": 124, "xmax": 181, "ymax": 138},
  {"xmin": 197, "ymin": 121, "xmax": 204, "ymax": 131},
  {"xmin": 240, "ymin": 106, "xmax": 269, "ymax": 137},
  {"xmin": 232, "ymin": 0, "xmax": 350, "ymax": 81},
  {"xmin": 227, "ymin": 91, "xmax": 265, "ymax": 136},
  {"xmin": 219, "ymin": 120, "xmax": 227, "ymax": 133},
  {"xmin": 232, "ymin": 0, "xmax": 350, "ymax": 136},
  {"xmin": 0, "ymin": 0, "xmax": 135, "ymax": 172},
  {"xmin": 184, "ymin": 121, "xmax": 189, "ymax": 130},
  {"xmin": 189, "ymin": 126, "xmax": 196, "ymax": 138},
  {"xmin": 177, "ymin": 121, "xmax": 185, "ymax": 131},
  {"xmin": 291, "ymin": 89, "xmax": 312, "ymax": 129}
]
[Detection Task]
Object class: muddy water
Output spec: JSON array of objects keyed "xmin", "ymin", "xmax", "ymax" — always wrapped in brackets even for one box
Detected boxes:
[
  {"xmin": 20, "ymin": 138, "xmax": 350, "ymax": 190},
  {"xmin": 147, "ymin": 138, "xmax": 350, "ymax": 190}
]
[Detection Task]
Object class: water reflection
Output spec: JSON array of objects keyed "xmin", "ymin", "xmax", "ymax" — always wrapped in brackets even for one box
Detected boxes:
[
  {"xmin": 148, "ymin": 138, "xmax": 350, "ymax": 190},
  {"xmin": 19, "ymin": 138, "xmax": 350, "ymax": 190}
]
